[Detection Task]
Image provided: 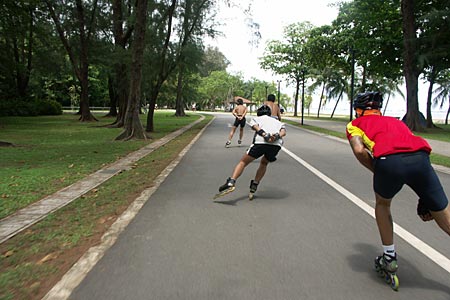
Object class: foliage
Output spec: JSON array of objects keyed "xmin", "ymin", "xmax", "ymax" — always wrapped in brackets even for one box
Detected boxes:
[{"xmin": 0, "ymin": 99, "xmax": 62, "ymax": 117}]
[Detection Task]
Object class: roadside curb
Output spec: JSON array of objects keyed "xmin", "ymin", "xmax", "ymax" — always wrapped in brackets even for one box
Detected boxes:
[{"xmin": 42, "ymin": 117, "xmax": 213, "ymax": 300}]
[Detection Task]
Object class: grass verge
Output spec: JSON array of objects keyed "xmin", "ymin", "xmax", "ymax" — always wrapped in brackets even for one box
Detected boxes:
[
  {"xmin": 0, "ymin": 112, "xmax": 197, "ymax": 219},
  {"xmin": 0, "ymin": 113, "xmax": 212, "ymax": 300}
]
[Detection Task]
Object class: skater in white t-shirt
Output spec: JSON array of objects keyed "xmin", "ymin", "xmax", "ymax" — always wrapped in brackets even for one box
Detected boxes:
[{"xmin": 215, "ymin": 105, "xmax": 286, "ymax": 200}]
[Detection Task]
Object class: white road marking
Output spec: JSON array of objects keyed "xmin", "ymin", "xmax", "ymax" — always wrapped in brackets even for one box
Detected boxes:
[{"xmin": 282, "ymin": 146, "xmax": 450, "ymax": 274}]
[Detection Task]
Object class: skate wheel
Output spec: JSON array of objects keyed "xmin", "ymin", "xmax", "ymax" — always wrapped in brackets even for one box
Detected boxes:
[
  {"xmin": 390, "ymin": 274, "xmax": 399, "ymax": 291},
  {"xmin": 248, "ymin": 193, "xmax": 254, "ymax": 201}
]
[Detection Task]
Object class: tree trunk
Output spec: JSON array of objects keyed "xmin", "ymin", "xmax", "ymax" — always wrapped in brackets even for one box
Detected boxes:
[
  {"xmin": 109, "ymin": 64, "xmax": 129, "ymax": 127},
  {"xmin": 105, "ymin": 75, "xmax": 118, "ymax": 117},
  {"xmin": 78, "ymin": 62, "xmax": 97, "ymax": 121},
  {"xmin": 175, "ymin": 63, "xmax": 186, "ymax": 117},
  {"xmin": 425, "ymin": 74, "xmax": 435, "ymax": 128},
  {"xmin": 145, "ymin": 0, "xmax": 176, "ymax": 132},
  {"xmin": 317, "ymin": 83, "xmax": 325, "ymax": 118},
  {"xmin": 146, "ymin": 88, "xmax": 160, "ymax": 132},
  {"xmin": 109, "ymin": 0, "xmax": 133, "ymax": 127},
  {"xmin": 14, "ymin": 6, "xmax": 33, "ymax": 98},
  {"xmin": 331, "ymin": 88, "xmax": 344, "ymax": 118},
  {"xmin": 45, "ymin": 0, "xmax": 96, "ymax": 122},
  {"xmin": 401, "ymin": 0, "xmax": 423, "ymax": 131},
  {"xmin": 116, "ymin": 0, "xmax": 148, "ymax": 140},
  {"xmin": 294, "ymin": 79, "xmax": 300, "ymax": 117},
  {"xmin": 446, "ymin": 99, "xmax": 450, "ymax": 125}
]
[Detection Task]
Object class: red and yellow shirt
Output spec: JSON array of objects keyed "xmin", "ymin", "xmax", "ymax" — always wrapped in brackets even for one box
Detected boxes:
[{"xmin": 346, "ymin": 115, "xmax": 431, "ymax": 158}]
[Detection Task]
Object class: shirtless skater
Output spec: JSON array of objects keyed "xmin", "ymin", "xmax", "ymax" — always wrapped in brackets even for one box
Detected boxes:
[{"xmin": 225, "ymin": 98, "xmax": 248, "ymax": 147}]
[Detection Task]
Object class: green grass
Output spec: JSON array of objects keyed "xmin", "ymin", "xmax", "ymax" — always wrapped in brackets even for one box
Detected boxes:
[
  {"xmin": 0, "ymin": 112, "xmax": 212, "ymax": 300},
  {"xmin": 414, "ymin": 124, "xmax": 450, "ymax": 143},
  {"xmin": 0, "ymin": 111, "xmax": 200, "ymax": 219}
]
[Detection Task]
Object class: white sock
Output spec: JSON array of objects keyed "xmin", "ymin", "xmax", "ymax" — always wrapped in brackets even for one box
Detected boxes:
[{"xmin": 383, "ymin": 244, "xmax": 396, "ymax": 257}]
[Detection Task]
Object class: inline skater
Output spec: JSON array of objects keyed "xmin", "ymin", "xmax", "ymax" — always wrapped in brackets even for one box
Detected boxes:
[
  {"xmin": 225, "ymin": 98, "xmax": 248, "ymax": 147},
  {"xmin": 346, "ymin": 91, "xmax": 450, "ymax": 290},
  {"xmin": 215, "ymin": 104, "xmax": 286, "ymax": 200}
]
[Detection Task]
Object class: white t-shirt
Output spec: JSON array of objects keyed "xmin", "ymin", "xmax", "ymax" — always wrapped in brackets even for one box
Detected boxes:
[{"xmin": 249, "ymin": 115, "xmax": 285, "ymax": 146}]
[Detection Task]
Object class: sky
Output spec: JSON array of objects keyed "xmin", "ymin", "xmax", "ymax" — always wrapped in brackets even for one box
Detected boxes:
[
  {"xmin": 207, "ymin": 0, "xmax": 339, "ymax": 83},
  {"xmin": 206, "ymin": 0, "xmax": 447, "ymax": 119}
]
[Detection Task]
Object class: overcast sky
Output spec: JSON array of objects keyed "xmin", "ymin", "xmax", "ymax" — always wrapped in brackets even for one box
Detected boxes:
[
  {"xmin": 205, "ymin": 1, "xmax": 445, "ymax": 118},
  {"xmin": 206, "ymin": 0, "xmax": 340, "ymax": 84}
]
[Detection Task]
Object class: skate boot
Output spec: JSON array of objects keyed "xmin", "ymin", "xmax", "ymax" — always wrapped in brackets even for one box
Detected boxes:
[
  {"xmin": 214, "ymin": 178, "xmax": 236, "ymax": 199},
  {"xmin": 248, "ymin": 180, "xmax": 258, "ymax": 200},
  {"xmin": 225, "ymin": 141, "xmax": 231, "ymax": 148},
  {"xmin": 238, "ymin": 140, "xmax": 242, "ymax": 146},
  {"xmin": 374, "ymin": 253, "xmax": 399, "ymax": 291}
]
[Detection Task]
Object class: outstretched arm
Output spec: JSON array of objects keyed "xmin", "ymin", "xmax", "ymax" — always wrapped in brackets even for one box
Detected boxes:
[{"xmin": 349, "ymin": 136, "xmax": 374, "ymax": 172}]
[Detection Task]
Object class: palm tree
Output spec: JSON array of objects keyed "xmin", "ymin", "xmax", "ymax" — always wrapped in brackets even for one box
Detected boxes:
[
  {"xmin": 326, "ymin": 69, "xmax": 348, "ymax": 118},
  {"xmin": 433, "ymin": 70, "xmax": 450, "ymax": 125}
]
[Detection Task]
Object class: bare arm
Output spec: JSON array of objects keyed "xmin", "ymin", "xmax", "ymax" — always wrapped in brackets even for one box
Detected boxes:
[
  {"xmin": 231, "ymin": 107, "xmax": 239, "ymax": 118},
  {"xmin": 349, "ymin": 136, "xmax": 374, "ymax": 172}
]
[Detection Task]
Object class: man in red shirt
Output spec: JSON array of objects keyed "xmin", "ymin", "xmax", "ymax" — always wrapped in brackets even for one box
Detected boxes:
[{"xmin": 347, "ymin": 92, "xmax": 450, "ymax": 290}]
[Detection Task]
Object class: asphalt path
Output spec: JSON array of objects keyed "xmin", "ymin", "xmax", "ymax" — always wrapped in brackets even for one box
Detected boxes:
[{"xmin": 69, "ymin": 113, "xmax": 450, "ymax": 300}]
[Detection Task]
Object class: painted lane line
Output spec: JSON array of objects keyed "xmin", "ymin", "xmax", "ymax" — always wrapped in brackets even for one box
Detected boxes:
[{"xmin": 281, "ymin": 146, "xmax": 450, "ymax": 274}]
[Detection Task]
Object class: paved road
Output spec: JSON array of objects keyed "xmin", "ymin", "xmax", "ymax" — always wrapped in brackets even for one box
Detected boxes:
[{"xmin": 68, "ymin": 114, "xmax": 450, "ymax": 299}]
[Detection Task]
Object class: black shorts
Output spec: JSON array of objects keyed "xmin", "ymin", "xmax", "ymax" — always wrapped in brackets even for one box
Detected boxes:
[
  {"xmin": 373, "ymin": 151, "xmax": 448, "ymax": 211},
  {"xmin": 233, "ymin": 117, "xmax": 246, "ymax": 128},
  {"xmin": 246, "ymin": 143, "xmax": 281, "ymax": 162}
]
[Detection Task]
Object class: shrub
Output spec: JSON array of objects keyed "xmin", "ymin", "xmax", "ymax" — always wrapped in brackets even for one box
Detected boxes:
[
  {"xmin": 36, "ymin": 99, "xmax": 63, "ymax": 115},
  {"xmin": 0, "ymin": 99, "xmax": 62, "ymax": 116}
]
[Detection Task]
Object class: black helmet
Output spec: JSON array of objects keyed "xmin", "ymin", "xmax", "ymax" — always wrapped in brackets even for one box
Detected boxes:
[
  {"xmin": 353, "ymin": 92, "xmax": 383, "ymax": 110},
  {"xmin": 257, "ymin": 104, "xmax": 271, "ymax": 116}
]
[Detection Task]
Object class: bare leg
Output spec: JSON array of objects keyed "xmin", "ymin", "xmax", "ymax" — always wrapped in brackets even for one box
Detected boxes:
[
  {"xmin": 430, "ymin": 204, "xmax": 450, "ymax": 236},
  {"xmin": 254, "ymin": 156, "xmax": 269, "ymax": 183},
  {"xmin": 239, "ymin": 127, "xmax": 244, "ymax": 141},
  {"xmin": 375, "ymin": 193, "xmax": 394, "ymax": 246},
  {"xmin": 228, "ymin": 127, "xmax": 237, "ymax": 141},
  {"xmin": 231, "ymin": 154, "xmax": 255, "ymax": 180}
]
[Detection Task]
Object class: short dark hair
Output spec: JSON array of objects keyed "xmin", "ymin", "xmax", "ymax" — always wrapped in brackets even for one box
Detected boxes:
[
  {"xmin": 236, "ymin": 98, "xmax": 243, "ymax": 105},
  {"xmin": 267, "ymin": 94, "xmax": 276, "ymax": 102}
]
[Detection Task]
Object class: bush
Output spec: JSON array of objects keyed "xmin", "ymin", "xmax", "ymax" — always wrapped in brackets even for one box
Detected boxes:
[
  {"xmin": 0, "ymin": 99, "xmax": 62, "ymax": 116},
  {"xmin": 36, "ymin": 99, "xmax": 63, "ymax": 115}
]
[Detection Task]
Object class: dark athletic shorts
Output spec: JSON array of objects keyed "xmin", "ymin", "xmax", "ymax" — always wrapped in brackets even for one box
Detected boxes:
[
  {"xmin": 247, "ymin": 143, "xmax": 281, "ymax": 162},
  {"xmin": 373, "ymin": 151, "xmax": 448, "ymax": 211},
  {"xmin": 233, "ymin": 117, "xmax": 246, "ymax": 128}
]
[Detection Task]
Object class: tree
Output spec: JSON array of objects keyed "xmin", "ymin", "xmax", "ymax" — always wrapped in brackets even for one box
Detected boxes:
[
  {"xmin": 401, "ymin": 0, "xmax": 424, "ymax": 130},
  {"xmin": 116, "ymin": 0, "xmax": 148, "ymax": 140},
  {"xmin": 433, "ymin": 70, "xmax": 450, "ymax": 125},
  {"xmin": 198, "ymin": 46, "xmax": 229, "ymax": 77},
  {"xmin": 260, "ymin": 22, "xmax": 314, "ymax": 117},
  {"xmin": 174, "ymin": 0, "xmax": 215, "ymax": 117},
  {"xmin": 107, "ymin": 0, "xmax": 134, "ymax": 125},
  {"xmin": 198, "ymin": 70, "xmax": 243, "ymax": 110},
  {"xmin": 144, "ymin": 0, "xmax": 177, "ymax": 132},
  {"xmin": 419, "ymin": 1, "xmax": 450, "ymax": 128},
  {"xmin": 0, "ymin": 1, "xmax": 36, "ymax": 98},
  {"xmin": 329, "ymin": 0, "xmax": 403, "ymax": 118},
  {"xmin": 45, "ymin": 0, "xmax": 99, "ymax": 121}
]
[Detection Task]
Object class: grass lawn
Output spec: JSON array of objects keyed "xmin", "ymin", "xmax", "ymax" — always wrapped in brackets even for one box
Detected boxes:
[{"xmin": 0, "ymin": 111, "xmax": 211, "ymax": 300}]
